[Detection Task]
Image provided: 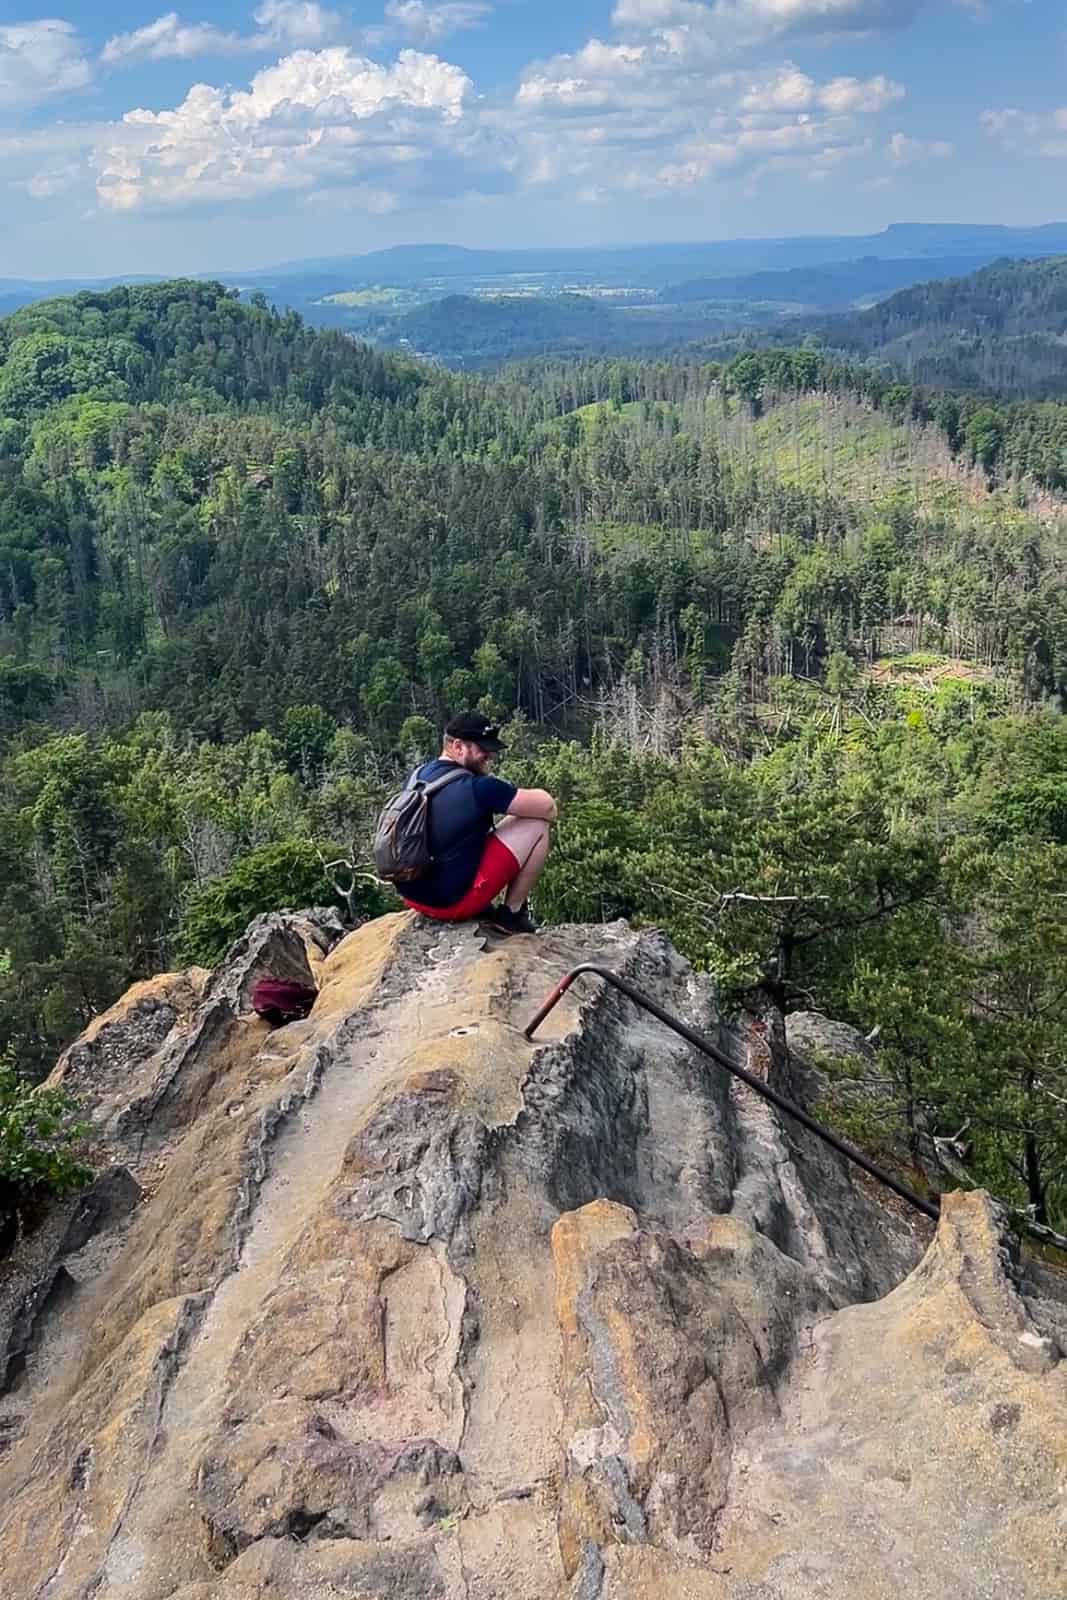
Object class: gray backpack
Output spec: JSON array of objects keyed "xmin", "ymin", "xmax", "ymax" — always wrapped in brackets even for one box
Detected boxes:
[{"xmin": 372, "ymin": 766, "xmax": 466, "ymax": 884}]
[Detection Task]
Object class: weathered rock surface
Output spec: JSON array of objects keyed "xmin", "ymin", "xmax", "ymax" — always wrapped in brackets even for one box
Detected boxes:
[{"xmin": 0, "ymin": 911, "xmax": 1063, "ymax": 1599}]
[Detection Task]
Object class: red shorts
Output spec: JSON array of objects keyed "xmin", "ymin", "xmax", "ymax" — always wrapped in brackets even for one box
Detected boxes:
[{"xmin": 403, "ymin": 832, "xmax": 519, "ymax": 921}]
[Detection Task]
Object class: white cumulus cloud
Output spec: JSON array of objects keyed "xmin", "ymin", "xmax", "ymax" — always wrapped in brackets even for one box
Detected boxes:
[
  {"xmin": 516, "ymin": 42, "xmax": 652, "ymax": 110},
  {"xmin": 740, "ymin": 67, "xmax": 903, "ymax": 115},
  {"xmin": 506, "ymin": 0, "xmax": 917, "ymax": 203},
  {"xmin": 511, "ymin": 33, "xmax": 904, "ymax": 196},
  {"xmin": 0, "ymin": 19, "xmax": 92, "ymax": 107},
  {"xmin": 94, "ymin": 46, "xmax": 474, "ymax": 212}
]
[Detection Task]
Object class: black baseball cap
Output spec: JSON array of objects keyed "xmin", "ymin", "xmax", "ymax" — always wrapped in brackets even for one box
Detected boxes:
[{"xmin": 445, "ymin": 713, "xmax": 506, "ymax": 752}]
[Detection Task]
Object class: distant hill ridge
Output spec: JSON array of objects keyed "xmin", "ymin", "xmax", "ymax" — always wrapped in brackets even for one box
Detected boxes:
[
  {"xmin": 660, "ymin": 252, "xmax": 1058, "ymax": 309},
  {"xmin": 7, "ymin": 220, "xmax": 1067, "ymax": 318},
  {"xmin": 260, "ymin": 222, "xmax": 1067, "ymax": 284}
]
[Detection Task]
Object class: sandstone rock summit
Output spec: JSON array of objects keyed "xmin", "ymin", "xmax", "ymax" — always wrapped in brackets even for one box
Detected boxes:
[{"xmin": 0, "ymin": 911, "xmax": 1064, "ymax": 1599}]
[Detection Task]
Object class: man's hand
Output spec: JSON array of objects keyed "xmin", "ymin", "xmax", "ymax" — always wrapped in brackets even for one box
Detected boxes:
[{"xmin": 507, "ymin": 788, "xmax": 558, "ymax": 822}]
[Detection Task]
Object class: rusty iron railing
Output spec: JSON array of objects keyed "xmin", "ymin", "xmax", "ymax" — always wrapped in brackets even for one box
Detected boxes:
[{"xmin": 524, "ymin": 963, "xmax": 940, "ymax": 1223}]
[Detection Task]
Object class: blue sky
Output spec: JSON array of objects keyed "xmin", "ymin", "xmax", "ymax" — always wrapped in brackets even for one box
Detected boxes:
[{"xmin": 0, "ymin": 0, "xmax": 1062, "ymax": 276}]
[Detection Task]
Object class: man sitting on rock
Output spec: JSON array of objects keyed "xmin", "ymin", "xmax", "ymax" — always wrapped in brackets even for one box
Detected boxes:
[{"xmin": 400, "ymin": 712, "xmax": 556, "ymax": 936}]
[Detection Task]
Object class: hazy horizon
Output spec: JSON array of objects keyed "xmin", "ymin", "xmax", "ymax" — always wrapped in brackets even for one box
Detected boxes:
[{"xmin": 7, "ymin": 217, "xmax": 1067, "ymax": 288}]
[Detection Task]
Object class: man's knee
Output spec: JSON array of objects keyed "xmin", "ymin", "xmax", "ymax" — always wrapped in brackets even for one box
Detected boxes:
[{"xmin": 499, "ymin": 815, "xmax": 548, "ymax": 846}]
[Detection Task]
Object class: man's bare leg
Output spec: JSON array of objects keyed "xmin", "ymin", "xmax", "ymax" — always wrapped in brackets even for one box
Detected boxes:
[{"xmin": 493, "ymin": 817, "xmax": 550, "ymax": 911}]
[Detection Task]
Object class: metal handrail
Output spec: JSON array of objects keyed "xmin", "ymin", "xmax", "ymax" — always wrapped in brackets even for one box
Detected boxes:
[{"xmin": 524, "ymin": 962, "xmax": 941, "ymax": 1223}]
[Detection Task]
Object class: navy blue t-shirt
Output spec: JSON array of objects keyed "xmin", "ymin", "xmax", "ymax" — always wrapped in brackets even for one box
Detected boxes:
[{"xmin": 404, "ymin": 759, "xmax": 518, "ymax": 908}]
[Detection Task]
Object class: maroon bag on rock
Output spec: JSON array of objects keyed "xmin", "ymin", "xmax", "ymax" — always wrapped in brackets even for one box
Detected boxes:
[{"xmin": 250, "ymin": 978, "xmax": 318, "ymax": 1025}]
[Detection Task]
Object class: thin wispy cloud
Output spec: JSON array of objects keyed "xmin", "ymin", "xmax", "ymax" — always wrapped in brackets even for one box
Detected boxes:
[{"xmin": 102, "ymin": 2, "xmax": 342, "ymax": 66}]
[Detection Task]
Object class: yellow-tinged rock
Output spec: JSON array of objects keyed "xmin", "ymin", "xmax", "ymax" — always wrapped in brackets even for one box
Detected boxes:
[{"xmin": 0, "ymin": 915, "xmax": 1063, "ymax": 1600}]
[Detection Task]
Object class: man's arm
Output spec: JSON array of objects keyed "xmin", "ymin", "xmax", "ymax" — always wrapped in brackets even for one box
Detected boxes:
[{"xmin": 507, "ymin": 787, "xmax": 558, "ymax": 822}]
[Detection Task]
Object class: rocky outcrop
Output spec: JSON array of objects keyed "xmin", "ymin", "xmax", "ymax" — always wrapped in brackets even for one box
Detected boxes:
[{"xmin": 0, "ymin": 911, "xmax": 1063, "ymax": 1599}]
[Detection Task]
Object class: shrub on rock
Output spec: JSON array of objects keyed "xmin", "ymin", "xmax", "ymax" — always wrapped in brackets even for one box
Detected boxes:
[
  {"xmin": 177, "ymin": 839, "xmax": 389, "ymax": 969},
  {"xmin": 0, "ymin": 1061, "xmax": 91, "ymax": 1254}
]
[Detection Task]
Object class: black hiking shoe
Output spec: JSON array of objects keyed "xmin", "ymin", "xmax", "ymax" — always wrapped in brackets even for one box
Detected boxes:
[{"xmin": 483, "ymin": 901, "xmax": 539, "ymax": 936}]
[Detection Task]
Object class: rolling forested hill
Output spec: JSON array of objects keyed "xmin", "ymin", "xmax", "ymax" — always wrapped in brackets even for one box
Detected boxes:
[
  {"xmin": 816, "ymin": 256, "xmax": 1067, "ymax": 397},
  {"xmin": 371, "ymin": 292, "xmax": 769, "ymax": 365},
  {"xmin": 1, "ymin": 281, "xmax": 1066, "ymax": 1228},
  {"xmin": 365, "ymin": 256, "xmax": 1067, "ymax": 382}
]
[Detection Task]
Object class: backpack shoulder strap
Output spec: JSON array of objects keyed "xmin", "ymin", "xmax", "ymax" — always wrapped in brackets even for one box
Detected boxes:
[{"xmin": 423, "ymin": 767, "xmax": 468, "ymax": 797}]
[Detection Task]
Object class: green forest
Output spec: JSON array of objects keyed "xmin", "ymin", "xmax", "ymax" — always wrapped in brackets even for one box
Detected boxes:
[
  {"xmin": 372, "ymin": 255, "xmax": 1067, "ymax": 401},
  {"xmin": 1, "ymin": 280, "xmax": 1066, "ymax": 1236},
  {"xmin": 372, "ymin": 291, "xmax": 764, "ymax": 366},
  {"xmin": 818, "ymin": 254, "xmax": 1067, "ymax": 399}
]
